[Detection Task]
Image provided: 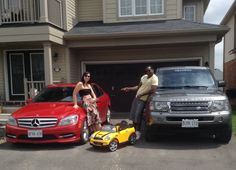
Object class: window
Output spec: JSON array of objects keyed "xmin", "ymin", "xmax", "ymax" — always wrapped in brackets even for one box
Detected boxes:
[
  {"xmin": 135, "ymin": 0, "xmax": 147, "ymax": 15},
  {"xmin": 150, "ymin": 0, "xmax": 163, "ymax": 14},
  {"xmin": 119, "ymin": 0, "xmax": 164, "ymax": 17},
  {"xmin": 184, "ymin": 5, "xmax": 196, "ymax": 22},
  {"xmin": 120, "ymin": 0, "xmax": 132, "ymax": 16}
]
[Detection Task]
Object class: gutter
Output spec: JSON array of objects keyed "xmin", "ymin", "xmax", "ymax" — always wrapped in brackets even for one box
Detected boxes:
[{"xmin": 64, "ymin": 27, "xmax": 229, "ymax": 40}]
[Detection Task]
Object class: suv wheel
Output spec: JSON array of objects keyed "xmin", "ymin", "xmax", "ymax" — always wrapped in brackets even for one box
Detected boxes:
[
  {"xmin": 145, "ymin": 125, "xmax": 154, "ymax": 142},
  {"xmin": 216, "ymin": 125, "xmax": 232, "ymax": 144}
]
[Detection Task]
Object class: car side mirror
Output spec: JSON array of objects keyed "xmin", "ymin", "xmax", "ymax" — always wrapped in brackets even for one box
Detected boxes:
[
  {"xmin": 218, "ymin": 80, "xmax": 226, "ymax": 87},
  {"xmin": 26, "ymin": 98, "xmax": 32, "ymax": 105}
]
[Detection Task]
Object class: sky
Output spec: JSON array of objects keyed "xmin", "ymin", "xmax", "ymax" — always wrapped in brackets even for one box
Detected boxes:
[{"xmin": 204, "ymin": 0, "xmax": 235, "ymax": 71}]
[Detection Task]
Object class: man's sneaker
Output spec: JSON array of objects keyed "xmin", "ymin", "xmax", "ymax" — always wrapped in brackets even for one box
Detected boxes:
[{"xmin": 135, "ymin": 131, "xmax": 141, "ymax": 140}]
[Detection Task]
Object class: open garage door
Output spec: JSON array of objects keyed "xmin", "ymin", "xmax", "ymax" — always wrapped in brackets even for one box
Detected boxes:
[{"xmin": 86, "ymin": 60, "xmax": 200, "ymax": 112}]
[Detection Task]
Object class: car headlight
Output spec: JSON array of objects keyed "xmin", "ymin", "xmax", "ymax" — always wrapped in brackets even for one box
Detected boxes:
[
  {"xmin": 7, "ymin": 116, "xmax": 17, "ymax": 126},
  {"xmin": 58, "ymin": 115, "xmax": 78, "ymax": 126},
  {"xmin": 210, "ymin": 100, "xmax": 229, "ymax": 112},
  {"xmin": 90, "ymin": 133, "xmax": 96, "ymax": 139},
  {"xmin": 150, "ymin": 101, "xmax": 170, "ymax": 112},
  {"xmin": 103, "ymin": 136, "xmax": 111, "ymax": 141}
]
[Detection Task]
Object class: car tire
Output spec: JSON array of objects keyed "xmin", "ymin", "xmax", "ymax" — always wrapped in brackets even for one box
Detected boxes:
[
  {"xmin": 108, "ymin": 139, "xmax": 118, "ymax": 152},
  {"xmin": 129, "ymin": 133, "xmax": 136, "ymax": 145},
  {"xmin": 105, "ymin": 108, "xmax": 111, "ymax": 124},
  {"xmin": 79, "ymin": 120, "xmax": 89, "ymax": 144},
  {"xmin": 215, "ymin": 125, "xmax": 232, "ymax": 144}
]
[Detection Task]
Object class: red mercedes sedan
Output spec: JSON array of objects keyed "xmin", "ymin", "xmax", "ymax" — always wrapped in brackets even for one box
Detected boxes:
[{"xmin": 6, "ymin": 83, "xmax": 111, "ymax": 144}]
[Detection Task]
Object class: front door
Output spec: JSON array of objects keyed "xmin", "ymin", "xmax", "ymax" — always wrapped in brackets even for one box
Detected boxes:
[
  {"xmin": 7, "ymin": 50, "xmax": 44, "ymax": 100},
  {"xmin": 86, "ymin": 60, "xmax": 200, "ymax": 112}
]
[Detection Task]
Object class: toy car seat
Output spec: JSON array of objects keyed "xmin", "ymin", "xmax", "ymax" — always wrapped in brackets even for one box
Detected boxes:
[{"xmin": 119, "ymin": 120, "xmax": 129, "ymax": 131}]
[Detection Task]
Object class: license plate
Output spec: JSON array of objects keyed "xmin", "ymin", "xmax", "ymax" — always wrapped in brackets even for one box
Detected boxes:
[
  {"xmin": 181, "ymin": 119, "xmax": 199, "ymax": 128},
  {"xmin": 28, "ymin": 130, "xmax": 43, "ymax": 138}
]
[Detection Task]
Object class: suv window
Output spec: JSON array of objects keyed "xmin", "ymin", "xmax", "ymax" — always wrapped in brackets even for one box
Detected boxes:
[{"xmin": 157, "ymin": 68, "xmax": 216, "ymax": 89}]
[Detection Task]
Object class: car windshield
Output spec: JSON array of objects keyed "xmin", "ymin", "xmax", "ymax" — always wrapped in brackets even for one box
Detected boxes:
[
  {"xmin": 157, "ymin": 68, "xmax": 216, "ymax": 89},
  {"xmin": 33, "ymin": 87, "xmax": 81, "ymax": 102},
  {"xmin": 101, "ymin": 125, "xmax": 116, "ymax": 132}
]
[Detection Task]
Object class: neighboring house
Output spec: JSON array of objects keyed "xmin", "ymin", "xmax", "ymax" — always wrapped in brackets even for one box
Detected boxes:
[
  {"xmin": 221, "ymin": 1, "xmax": 236, "ymax": 97},
  {"xmin": 0, "ymin": 0, "xmax": 229, "ymax": 112}
]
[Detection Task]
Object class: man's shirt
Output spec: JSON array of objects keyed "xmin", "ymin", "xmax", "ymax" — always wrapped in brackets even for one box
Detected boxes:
[{"xmin": 136, "ymin": 74, "xmax": 158, "ymax": 101}]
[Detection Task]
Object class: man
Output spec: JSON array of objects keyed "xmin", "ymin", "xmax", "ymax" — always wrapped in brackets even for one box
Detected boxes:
[{"xmin": 121, "ymin": 65, "xmax": 158, "ymax": 140}]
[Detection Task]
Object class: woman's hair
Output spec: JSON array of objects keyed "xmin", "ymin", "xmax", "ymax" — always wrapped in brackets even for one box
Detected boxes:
[{"xmin": 81, "ymin": 71, "xmax": 92, "ymax": 84}]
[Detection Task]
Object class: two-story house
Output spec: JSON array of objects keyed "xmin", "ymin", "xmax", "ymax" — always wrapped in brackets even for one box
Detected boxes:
[
  {"xmin": 221, "ymin": 1, "xmax": 236, "ymax": 98},
  {"xmin": 0, "ymin": 0, "xmax": 229, "ymax": 112}
]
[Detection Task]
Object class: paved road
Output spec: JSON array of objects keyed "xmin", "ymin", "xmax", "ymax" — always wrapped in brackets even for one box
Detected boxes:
[{"xmin": 0, "ymin": 118, "xmax": 235, "ymax": 170}]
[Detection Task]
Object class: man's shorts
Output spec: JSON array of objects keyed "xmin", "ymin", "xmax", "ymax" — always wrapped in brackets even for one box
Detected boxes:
[{"xmin": 130, "ymin": 97, "xmax": 145, "ymax": 124}]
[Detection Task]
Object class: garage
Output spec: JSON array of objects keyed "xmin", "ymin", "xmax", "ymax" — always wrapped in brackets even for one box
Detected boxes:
[{"xmin": 86, "ymin": 60, "xmax": 200, "ymax": 112}]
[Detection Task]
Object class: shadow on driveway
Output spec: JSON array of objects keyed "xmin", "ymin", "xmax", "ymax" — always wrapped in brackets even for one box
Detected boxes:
[
  {"xmin": 133, "ymin": 134, "xmax": 223, "ymax": 150},
  {"xmin": 0, "ymin": 140, "xmax": 81, "ymax": 151}
]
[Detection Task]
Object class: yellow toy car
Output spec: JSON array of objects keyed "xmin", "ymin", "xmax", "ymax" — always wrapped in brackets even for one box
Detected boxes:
[{"xmin": 89, "ymin": 121, "xmax": 136, "ymax": 151}]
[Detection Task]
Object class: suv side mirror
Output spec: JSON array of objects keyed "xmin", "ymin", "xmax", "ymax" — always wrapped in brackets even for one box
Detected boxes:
[{"xmin": 218, "ymin": 80, "xmax": 226, "ymax": 87}]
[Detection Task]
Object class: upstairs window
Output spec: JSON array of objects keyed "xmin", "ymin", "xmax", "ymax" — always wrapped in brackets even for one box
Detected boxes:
[
  {"xmin": 184, "ymin": 5, "xmax": 196, "ymax": 22},
  {"xmin": 119, "ymin": 0, "xmax": 164, "ymax": 17},
  {"xmin": 135, "ymin": 0, "xmax": 147, "ymax": 15},
  {"xmin": 120, "ymin": 0, "xmax": 132, "ymax": 16}
]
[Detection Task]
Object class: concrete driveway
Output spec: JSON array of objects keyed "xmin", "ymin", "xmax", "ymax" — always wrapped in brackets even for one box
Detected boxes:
[{"xmin": 0, "ymin": 118, "xmax": 235, "ymax": 170}]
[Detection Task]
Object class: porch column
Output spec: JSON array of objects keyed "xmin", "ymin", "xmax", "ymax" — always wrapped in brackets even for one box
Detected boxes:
[
  {"xmin": 209, "ymin": 42, "xmax": 215, "ymax": 71},
  {"xmin": 44, "ymin": 43, "xmax": 53, "ymax": 85},
  {"xmin": 65, "ymin": 48, "xmax": 71, "ymax": 83},
  {"xmin": 40, "ymin": 0, "xmax": 49, "ymax": 22}
]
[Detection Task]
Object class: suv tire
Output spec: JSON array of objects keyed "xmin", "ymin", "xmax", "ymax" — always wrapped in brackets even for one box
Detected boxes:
[{"xmin": 216, "ymin": 125, "xmax": 232, "ymax": 144}]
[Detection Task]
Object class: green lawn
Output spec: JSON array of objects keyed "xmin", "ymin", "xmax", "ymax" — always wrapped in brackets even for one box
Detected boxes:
[{"xmin": 233, "ymin": 110, "xmax": 236, "ymax": 135}]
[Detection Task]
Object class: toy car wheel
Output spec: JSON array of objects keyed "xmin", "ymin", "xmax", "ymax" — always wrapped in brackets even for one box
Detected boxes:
[
  {"xmin": 108, "ymin": 139, "xmax": 118, "ymax": 152},
  {"xmin": 79, "ymin": 120, "xmax": 89, "ymax": 144},
  {"xmin": 129, "ymin": 133, "xmax": 136, "ymax": 145}
]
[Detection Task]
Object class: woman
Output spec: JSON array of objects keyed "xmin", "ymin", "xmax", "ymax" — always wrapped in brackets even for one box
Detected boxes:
[{"xmin": 73, "ymin": 72, "xmax": 101, "ymax": 132}]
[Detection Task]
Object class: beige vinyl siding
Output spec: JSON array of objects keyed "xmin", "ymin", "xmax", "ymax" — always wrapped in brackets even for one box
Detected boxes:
[
  {"xmin": 0, "ymin": 50, "xmax": 4, "ymax": 99},
  {"xmin": 73, "ymin": 45, "xmax": 209, "ymax": 70},
  {"xmin": 69, "ymin": 50, "xmax": 80, "ymax": 83},
  {"xmin": 65, "ymin": 0, "xmax": 79, "ymax": 31},
  {"xmin": 78, "ymin": 0, "xmax": 103, "ymax": 22},
  {"xmin": 166, "ymin": 0, "xmax": 178, "ymax": 19},
  {"xmin": 224, "ymin": 16, "xmax": 235, "ymax": 63},
  {"xmin": 103, "ymin": 0, "xmax": 178, "ymax": 23},
  {"xmin": 52, "ymin": 46, "xmax": 67, "ymax": 83}
]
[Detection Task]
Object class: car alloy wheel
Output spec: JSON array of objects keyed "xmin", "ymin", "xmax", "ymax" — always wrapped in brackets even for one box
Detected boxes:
[
  {"xmin": 106, "ymin": 108, "xmax": 111, "ymax": 124},
  {"xmin": 80, "ymin": 120, "xmax": 89, "ymax": 144},
  {"xmin": 109, "ymin": 139, "xmax": 118, "ymax": 152}
]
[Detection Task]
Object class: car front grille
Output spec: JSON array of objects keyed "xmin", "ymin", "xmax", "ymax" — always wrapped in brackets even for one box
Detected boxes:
[
  {"xmin": 18, "ymin": 134, "xmax": 57, "ymax": 140},
  {"xmin": 166, "ymin": 116, "xmax": 214, "ymax": 121},
  {"xmin": 170, "ymin": 101, "xmax": 209, "ymax": 113},
  {"xmin": 94, "ymin": 137, "xmax": 103, "ymax": 140},
  {"xmin": 18, "ymin": 118, "xmax": 58, "ymax": 128}
]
